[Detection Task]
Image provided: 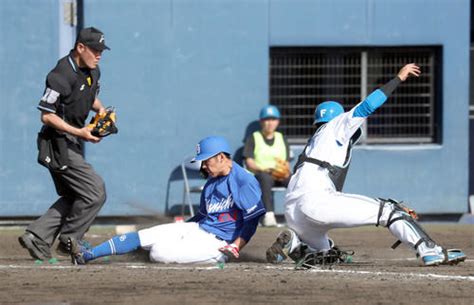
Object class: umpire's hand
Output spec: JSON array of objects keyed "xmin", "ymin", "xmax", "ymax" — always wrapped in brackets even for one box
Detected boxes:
[{"xmin": 78, "ymin": 126, "xmax": 101, "ymax": 143}]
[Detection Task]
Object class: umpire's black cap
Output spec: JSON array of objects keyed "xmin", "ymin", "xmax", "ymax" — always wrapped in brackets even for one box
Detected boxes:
[{"xmin": 76, "ymin": 27, "xmax": 110, "ymax": 51}]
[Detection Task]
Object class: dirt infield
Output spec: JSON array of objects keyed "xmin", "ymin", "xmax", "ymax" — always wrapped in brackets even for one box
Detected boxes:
[{"xmin": 0, "ymin": 224, "xmax": 473, "ymax": 305}]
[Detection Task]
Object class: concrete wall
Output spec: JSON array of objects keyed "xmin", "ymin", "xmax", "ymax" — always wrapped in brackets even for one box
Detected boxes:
[{"xmin": 0, "ymin": 0, "xmax": 469, "ymax": 216}]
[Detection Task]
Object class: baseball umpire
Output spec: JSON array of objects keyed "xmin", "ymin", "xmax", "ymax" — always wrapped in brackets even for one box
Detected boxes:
[
  {"xmin": 266, "ymin": 64, "xmax": 467, "ymax": 267},
  {"xmin": 73, "ymin": 136, "xmax": 266, "ymax": 264},
  {"xmin": 19, "ymin": 27, "xmax": 111, "ymax": 261}
]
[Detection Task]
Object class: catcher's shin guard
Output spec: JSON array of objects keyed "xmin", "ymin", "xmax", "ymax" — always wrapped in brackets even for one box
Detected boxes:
[{"xmin": 376, "ymin": 198, "xmax": 437, "ymax": 251}]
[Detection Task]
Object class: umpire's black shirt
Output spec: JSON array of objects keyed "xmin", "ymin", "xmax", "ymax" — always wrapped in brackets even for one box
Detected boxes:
[{"xmin": 38, "ymin": 51, "xmax": 101, "ymax": 129}]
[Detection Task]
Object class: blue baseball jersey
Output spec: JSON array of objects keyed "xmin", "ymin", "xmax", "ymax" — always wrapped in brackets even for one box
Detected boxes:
[{"xmin": 197, "ymin": 161, "xmax": 266, "ymax": 242}]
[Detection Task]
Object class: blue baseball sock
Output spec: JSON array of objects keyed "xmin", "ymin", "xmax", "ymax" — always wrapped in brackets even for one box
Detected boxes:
[{"xmin": 83, "ymin": 232, "xmax": 141, "ymax": 262}]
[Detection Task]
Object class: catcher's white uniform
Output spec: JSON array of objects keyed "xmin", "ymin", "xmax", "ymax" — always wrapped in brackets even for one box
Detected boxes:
[{"xmin": 284, "ymin": 98, "xmax": 443, "ymax": 258}]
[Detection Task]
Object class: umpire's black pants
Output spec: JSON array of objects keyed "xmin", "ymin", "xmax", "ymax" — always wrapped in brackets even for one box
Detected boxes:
[
  {"xmin": 254, "ymin": 172, "xmax": 290, "ymax": 212},
  {"xmin": 27, "ymin": 147, "xmax": 106, "ymax": 246}
]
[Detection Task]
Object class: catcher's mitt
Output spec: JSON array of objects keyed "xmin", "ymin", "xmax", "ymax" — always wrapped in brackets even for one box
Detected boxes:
[
  {"xmin": 271, "ymin": 158, "xmax": 290, "ymax": 181},
  {"xmin": 88, "ymin": 106, "xmax": 118, "ymax": 137}
]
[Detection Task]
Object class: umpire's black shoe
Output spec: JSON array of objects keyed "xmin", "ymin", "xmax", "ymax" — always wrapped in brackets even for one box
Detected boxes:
[{"xmin": 18, "ymin": 232, "xmax": 52, "ymax": 260}]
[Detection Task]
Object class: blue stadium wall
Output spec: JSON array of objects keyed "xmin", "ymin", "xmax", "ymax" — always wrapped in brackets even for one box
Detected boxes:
[{"xmin": 0, "ymin": 0, "xmax": 470, "ymax": 216}]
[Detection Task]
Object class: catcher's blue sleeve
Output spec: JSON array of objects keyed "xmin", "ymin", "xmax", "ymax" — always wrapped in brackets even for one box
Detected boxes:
[
  {"xmin": 353, "ymin": 77, "xmax": 402, "ymax": 118},
  {"xmin": 353, "ymin": 89, "xmax": 387, "ymax": 118}
]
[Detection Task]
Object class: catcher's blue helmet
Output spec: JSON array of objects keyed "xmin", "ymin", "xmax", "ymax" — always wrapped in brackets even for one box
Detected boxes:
[
  {"xmin": 313, "ymin": 101, "xmax": 344, "ymax": 124},
  {"xmin": 192, "ymin": 136, "xmax": 232, "ymax": 162},
  {"xmin": 259, "ymin": 105, "xmax": 281, "ymax": 120}
]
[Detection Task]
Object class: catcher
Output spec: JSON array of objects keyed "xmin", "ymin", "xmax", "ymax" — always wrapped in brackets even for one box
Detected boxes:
[{"xmin": 243, "ymin": 105, "xmax": 291, "ymax": 227}]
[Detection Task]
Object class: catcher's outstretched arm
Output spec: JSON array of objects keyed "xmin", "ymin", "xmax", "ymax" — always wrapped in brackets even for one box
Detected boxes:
[{"xmin": 352, "ymin": 63, "xmax": 420, "ymax": 118}]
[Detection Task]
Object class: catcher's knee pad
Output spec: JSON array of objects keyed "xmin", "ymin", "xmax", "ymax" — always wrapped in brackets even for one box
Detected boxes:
[{"xmin": 376, "ymin": 198, "xmax": 437, "ymax": 250}]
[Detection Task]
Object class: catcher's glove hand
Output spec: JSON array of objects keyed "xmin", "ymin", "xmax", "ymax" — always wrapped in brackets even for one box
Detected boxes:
[
  {"xmin": 88, "ymin": 106, "xmax": 118, "ymax": 137},
  {"xmin": 270, "ymin": 158, "xmax": 291, "ymax": 181}
]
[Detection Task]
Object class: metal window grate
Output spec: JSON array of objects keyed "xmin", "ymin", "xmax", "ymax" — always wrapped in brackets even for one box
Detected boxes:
[{"xmin": 270, "ymin": 47, "xmax": 441, "ymax": 144}]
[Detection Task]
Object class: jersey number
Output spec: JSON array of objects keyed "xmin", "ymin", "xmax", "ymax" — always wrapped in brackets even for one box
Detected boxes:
[{"xmin": 218, "ymin": 211, "xmax": 238, "ymax": 223}]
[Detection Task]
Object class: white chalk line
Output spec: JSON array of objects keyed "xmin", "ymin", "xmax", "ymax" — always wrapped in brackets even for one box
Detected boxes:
[
  {"xmin": 1, "ymin": 262, "xmax": 473, "ymax": 282},
  {"xmin": 0, "ymin": 263, "xmax": 219, "ymax": 271},
  {"xmin": 265, "ymin": 266, "xmax": 474, "ymax": 282}
]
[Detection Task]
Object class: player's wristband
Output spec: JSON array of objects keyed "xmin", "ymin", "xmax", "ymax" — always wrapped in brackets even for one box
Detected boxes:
[{"xmin": 380, "ymin": 76, "xmax": 402, "ymax": 97}]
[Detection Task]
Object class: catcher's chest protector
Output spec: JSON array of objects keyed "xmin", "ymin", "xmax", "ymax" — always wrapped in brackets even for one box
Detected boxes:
[{"xmin": 294, "ymin": 129, "xmax": 362, "ymax": 192}]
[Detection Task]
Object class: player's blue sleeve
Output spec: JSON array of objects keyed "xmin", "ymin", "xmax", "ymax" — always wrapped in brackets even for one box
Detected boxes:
[
  {"xmin": 234, "ymin": 180, "xmax": 266, "ymax": 220},
  {"xmin": 353, "ymin": 89, "xmax": 387, "ymax": 118},
  {"xmin": 239, "ymin": 216, "xmax": 261, "ymax": 242}
]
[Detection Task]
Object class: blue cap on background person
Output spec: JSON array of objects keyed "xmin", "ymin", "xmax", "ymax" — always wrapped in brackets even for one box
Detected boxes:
[
  {"xmin": 192, "ymin": 136, "xmax": 232, "ymax": 162},
  {"xmin": 313, "ymin": 101, "xmax": 344, "ymax": 124},
  {"xmin": 259, "ymin": 105, "xmax": 281, "ymax": 120}
]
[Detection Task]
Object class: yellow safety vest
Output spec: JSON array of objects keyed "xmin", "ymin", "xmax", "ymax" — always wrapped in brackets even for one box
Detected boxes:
[{"xmin": 253, "ymin": 131, "xmax": 287, "ymax": 170}]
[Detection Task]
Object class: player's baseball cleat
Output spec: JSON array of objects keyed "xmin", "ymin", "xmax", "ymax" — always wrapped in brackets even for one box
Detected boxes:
[
  {"xmin": 56, "ymin": 237, "xmax": 91, "ymax": 256},
  {"xmin": 18, "ymin": 232, "xmax": 52, "ymax": 260},
  {"xmin": 266, "ymin": 229, "xmax": 298, "ymax": 264},
  {"xmin": 422, "ymin": 249, "xmax": 467, "ymax": 266},
  {"xmin": 72, "ymin": 246, "xmax": 94, "ymax": 265},
  {"xmin": 72, "ymin": 252, "xmax": 86, "ymax": 265}
]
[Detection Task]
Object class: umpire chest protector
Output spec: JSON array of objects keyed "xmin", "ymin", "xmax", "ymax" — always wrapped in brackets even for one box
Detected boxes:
[{"xmin": 294, "ymin": 128, "xmax": 362, "ymax": 191}]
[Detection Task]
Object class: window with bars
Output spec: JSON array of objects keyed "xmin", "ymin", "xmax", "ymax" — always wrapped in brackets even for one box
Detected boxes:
[{"xmin": 270, "ymin": 47, "xmax": 441, "ymax": 144}]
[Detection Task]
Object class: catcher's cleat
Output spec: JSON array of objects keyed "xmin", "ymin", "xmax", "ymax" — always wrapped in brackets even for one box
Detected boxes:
[
  {"xmin": 18, "ymin": 232, "xmax": 52, "ymax": 260},
  {"xmin": 266, "ymin": 229, "xmax": 298, "ymax": 264},
  {"xmin": 422, "ymin": 249, "xmax": 467, "ymax": 266}
]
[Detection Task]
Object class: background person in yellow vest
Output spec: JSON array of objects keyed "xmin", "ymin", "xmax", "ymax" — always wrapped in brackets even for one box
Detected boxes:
[{"xmin": 243, "ymin": 105, "xmax": 291, "ymax": 227}]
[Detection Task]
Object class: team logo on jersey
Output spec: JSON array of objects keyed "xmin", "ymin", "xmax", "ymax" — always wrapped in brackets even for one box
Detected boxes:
[
  {"xmin": 206, "ymin": 195, "xmax": 234, "ymax": 213},
  {"xmin": 246, "ymin": 205, "xmax": 257, "ymax": 214},
  {"xmin": 41, "ymin": 88, "xmax": 60, "ymax": 104}
]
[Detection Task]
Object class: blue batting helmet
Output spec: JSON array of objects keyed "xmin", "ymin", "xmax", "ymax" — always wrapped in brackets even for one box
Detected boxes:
[
  {"xmin": 192, "ymin": 136, "xmax": 232, "ymax": 162},
  {"xmin": 313, "ymin": 101, "xmax": 344, "ymax": 124},
  {"xmin": 259, "ymin": 105, "xmax": 281, "ymax": 120}
]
